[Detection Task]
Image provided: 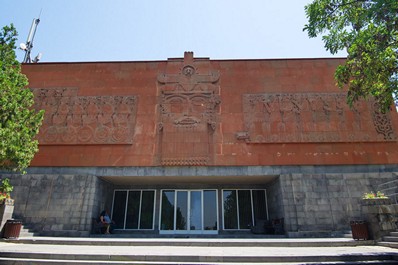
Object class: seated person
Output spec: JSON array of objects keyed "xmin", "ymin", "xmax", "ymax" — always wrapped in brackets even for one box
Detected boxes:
[{"xmin": 99, "ymin": 209, "xmax": 114, "ymax": 234}]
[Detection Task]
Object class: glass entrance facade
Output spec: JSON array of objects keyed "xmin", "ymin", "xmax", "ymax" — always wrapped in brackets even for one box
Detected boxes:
[{"xmin": 111, "ymin": 188, "xmax": 268, "ymax": 234}]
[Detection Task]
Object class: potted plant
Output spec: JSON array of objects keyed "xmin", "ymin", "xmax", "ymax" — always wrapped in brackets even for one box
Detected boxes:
[
  {"xmin": 361, "ymin": 191, "xmax": 390, "ymax": 205},
  {"xmin": 0, "ymin": 178, "xmax": 14, "ymax": 206}
]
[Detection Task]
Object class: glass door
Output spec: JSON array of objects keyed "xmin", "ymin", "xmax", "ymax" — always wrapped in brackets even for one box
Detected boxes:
[
  {"xmin": 160, "ymin": 189, "xmax": 218, "ymax": 234},
  {"xmin": 189, "ymin": 191, "xmax": 202, "ymax": 231},
  {"xmin": 176, "ymin": 191, "xmax": 188, "ymax": 230}
]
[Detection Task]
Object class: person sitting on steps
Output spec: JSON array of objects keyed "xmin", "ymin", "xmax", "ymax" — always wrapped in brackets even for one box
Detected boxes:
[{"xmin": 99, "ymin": 209, "xmax": 114, "ymax": 234}]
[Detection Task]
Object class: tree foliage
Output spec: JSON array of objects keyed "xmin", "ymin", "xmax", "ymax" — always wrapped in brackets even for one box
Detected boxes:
[
  {"xmin": 304, "ymin": 0, "xmax": 398, "ymax": 112},
  {"xmin": 0, "ymin": 24, "xmax": 44, "ymax": 173}
]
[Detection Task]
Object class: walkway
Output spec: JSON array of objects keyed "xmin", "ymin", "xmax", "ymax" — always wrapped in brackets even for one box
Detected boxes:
[{"xmin": 0, "ymin": 237, "xmax": 397, "ymax": 264}]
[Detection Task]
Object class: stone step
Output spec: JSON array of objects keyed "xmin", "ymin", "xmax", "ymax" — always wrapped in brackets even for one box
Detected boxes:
[
  {"xmin": 39, "ymin": 230, "xmax": 90, "ymax": 237},
  {"xmin": 0, "ymin": 247, "xmax": 397, "ymax": 264},
  {"xmin": 4, "ymin": 237, "xmax": 373, "ymax": 248},
  {"xmin": 390, "ymin": 231, "xmax": 398, "ymax": 237},
  {"xmin": 18, "ymin": 227, "xmax": 36, "ymax": 238},
  {"xmin": 343, "ymin": 232, "xmax": 353, "ymax": 238},
  {"xmin": 383, "ymin": 236, "xmax": 398, "ymax": 242},
  {"xmin": 1, "ymin": 238, "xmax": 397, "ymax": 265},
  {"xmin": 18, "ymin": 231, "xmax": 34, "ymax": 238},
  {"xmin": 378, "ymin": 241, "xmax": 398, "ymax": 249},
  {"xmin": 0, "ymin": 257, "xmax": 397, "ymax": 265}
]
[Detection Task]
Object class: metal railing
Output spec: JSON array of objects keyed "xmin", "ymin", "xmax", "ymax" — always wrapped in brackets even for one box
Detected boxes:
[{"xmin": 377, "ymin": 177, "xmax": 398, "ymax": 204}]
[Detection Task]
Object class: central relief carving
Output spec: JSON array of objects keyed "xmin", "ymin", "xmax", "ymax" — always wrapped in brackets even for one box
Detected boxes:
[{"xmin": 157, "ymin": 52, "xmax": 220, "ymax": 166}]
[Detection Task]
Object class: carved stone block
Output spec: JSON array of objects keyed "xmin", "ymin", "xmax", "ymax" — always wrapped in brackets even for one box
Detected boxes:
[
  {"xmin": 32, "ymin": 88, "xmax": 137, "ymax": 145},
  {"xmin": 242, "ymin": 93, "xmax": 396, "ymax": 143},
  {"xmin": 157, "ymin": 52, "xmax": 221, "ymax": 165}
]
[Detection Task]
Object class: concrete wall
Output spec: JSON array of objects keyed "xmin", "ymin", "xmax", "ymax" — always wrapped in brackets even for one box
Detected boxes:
[
  {"xmin": 7, "ymin": 174, "xmax": 113, "ymax": 236},
  {"xmin": 265, "ymin": 178, "xmax": 284, "ymax": 221},
  {"xmin": 280, "ymin": 172, "xmax": 397, "ymax": 237}
]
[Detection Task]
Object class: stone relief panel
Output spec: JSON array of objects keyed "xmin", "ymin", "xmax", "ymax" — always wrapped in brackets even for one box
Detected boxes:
[
  {"xmin": 32, "ymin": 87, "xmax": 137, "ymax": 144},
  {"xmin": 157, "ymin": 52, "xmax": 220, "ymax": 166},
  {"xmin": 242, "ymin": 93, "xmax": 396, "ymax": 143}
]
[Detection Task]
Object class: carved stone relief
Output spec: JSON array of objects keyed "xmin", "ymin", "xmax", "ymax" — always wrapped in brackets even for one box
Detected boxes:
[
  {"xmin": 157, "ymin": 52, "xmax": 220, "ymax": 166},
  {"xmin": 242, "ymin": 93, "xmax": 396, "ymax": 143},
  {"xmin": 32, "ymin": 88, "xmax": 137, "ymax": 144}
]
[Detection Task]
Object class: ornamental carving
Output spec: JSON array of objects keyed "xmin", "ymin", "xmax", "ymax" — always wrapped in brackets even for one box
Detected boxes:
[
  {"xmin": 242, "ymin": 93, "xmax": 396, "ymax": 143},
  {"xmin": 157, "ymin": 52, "xmax": 221, "ymax": 166},
  {"xmin": 32, "ymin": 88, "xmax": 137, "ymax": 144}
]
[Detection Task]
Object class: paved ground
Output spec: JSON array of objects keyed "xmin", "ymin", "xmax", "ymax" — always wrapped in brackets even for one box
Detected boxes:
[{"xmin": 0, "ymin": 237, "xmax": 397, "ymax": 259}]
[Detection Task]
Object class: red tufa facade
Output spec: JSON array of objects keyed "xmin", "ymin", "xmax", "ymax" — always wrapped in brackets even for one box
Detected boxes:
[
  {"xmin": 25, "ymin": 52, "xmax": 398, "ymax": 167},
  {"xmin": 8, "ymin": 52, "xmax": 398, "ymax": 237}
]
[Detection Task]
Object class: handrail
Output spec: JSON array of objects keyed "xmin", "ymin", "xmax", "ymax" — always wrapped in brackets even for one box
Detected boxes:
[
  {"xmin": 377, "ymin": 177, "xmax": 398, "ymax": 205},
  {"xmin": 378, "ymin": 179, "xmax": 398, "ymax": 187}
]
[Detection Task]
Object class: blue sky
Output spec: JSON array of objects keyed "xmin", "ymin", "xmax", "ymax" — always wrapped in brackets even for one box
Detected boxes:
[{"xmin": 1, "ymin": 0, "xmax": 346, "ymax": 62}]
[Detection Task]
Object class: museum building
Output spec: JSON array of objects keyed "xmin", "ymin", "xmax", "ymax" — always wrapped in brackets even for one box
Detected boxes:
[{"xmin": 7, "ymin": 52, "xmax": 398, "ymax": 237}]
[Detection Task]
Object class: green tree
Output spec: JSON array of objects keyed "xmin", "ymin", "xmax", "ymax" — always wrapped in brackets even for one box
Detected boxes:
[
  {"xmin": 0, "ymin": 24, "xmax": 44, "ymax": 173},
  {"xmin": 304, "ymin": 0, "xmax": 398, "ymax": 112}
]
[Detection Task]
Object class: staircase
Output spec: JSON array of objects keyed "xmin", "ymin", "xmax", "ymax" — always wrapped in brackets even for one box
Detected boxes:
[
  {"xmin": 379, "ymin": 231, "xmax": 398, "ymax": 249},
  {"xmin": 1, "ymin": 237, "xmax": 398, "ymax": 264},
  {"xmin": 18, "ymin": 224, "xmax": 37, "ymax": 238},
  {"xmin": 375, "ymin": 175, "xmax": 398, "ymax": 249}
]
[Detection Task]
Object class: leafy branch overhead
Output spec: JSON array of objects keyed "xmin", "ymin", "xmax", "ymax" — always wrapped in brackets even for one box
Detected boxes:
[
  {"xmin": 0, "ymin": 24, "xmax": 44, "ymax": 173},
  {"xmin": 304, "ymin": 0, "xmax": 398, "ymax": 112}
]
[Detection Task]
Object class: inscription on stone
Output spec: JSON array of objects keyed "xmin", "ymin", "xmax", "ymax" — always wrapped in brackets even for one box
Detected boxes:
[
  {"xmin": 32, "ymin": 88, "xmax": 137, "ymax": 144},
  {"xmin": 242, "ymin": 93, "xmax": 396, "ymax": 143}
]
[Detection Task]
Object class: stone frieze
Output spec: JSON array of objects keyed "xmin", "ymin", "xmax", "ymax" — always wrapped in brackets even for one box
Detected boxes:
[
  {"xmin": 32, "ymin": 87, "xmax": 137, "ymax": 145},
  {"xmin": 242, "ymin": 93, "xmax": 396, "ymax": 143}
]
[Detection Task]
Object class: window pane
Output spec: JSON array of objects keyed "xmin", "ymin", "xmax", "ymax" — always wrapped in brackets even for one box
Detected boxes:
[
  {"xmin": 190, "ymin": 191, "xmax": 202, "ymax": 230},
  {"xmin": 160, "ymin": 190, "xmax": 175, "ymax": 230},
  {"xmin": 203, "ymin": 190, "xmax": 217, "ymax": 230},
  {"xmin": 238, "ymin": 190, "xmax": 253, "ymax": 229},
  {"xmin": 223, "ymin": 190, "xmax": 238, "ymax": 229},
  {"xmin": 125, "ymin": 191, "xmax": 141, "ymax": 229},
  {"xmin": 252, "ymin": 190, "xmax": 267, "ymax": 224},
  {"xmin": 112, "ymin": 191, "xmax": 127, "ymax": 229},
  {"xmin": 140, "ymin": 191, "xmax": 155, "ymax": 229},
  {"xmin": 176, "ymin": 191, "xmax": 188, "ymax": 230}
]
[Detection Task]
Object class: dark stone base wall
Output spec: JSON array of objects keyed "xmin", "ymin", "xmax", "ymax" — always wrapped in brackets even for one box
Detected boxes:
[
  {"xmin": 6, "ymin": 174, "xmax": 113, "ymax": 236},
  {"xmin": 266, "ymin": 178, "xmax": 284, "ymax": 220},
  {"xmin": 280, "ymin": 172, "xmax": 397, "ymax": 237},
  {"xmin": 3, "ymin": 166, "xmax": 397, "ymax": 237}
]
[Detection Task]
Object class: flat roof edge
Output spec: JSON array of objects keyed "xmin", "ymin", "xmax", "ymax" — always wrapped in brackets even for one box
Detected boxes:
[{"xmin": 21, "ymin": 57, "xmax": 347, "ymax": 65}]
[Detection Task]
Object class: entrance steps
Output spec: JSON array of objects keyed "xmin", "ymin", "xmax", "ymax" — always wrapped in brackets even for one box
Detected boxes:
[
  {"xmin": 18, "ymin": 225, "xmax": 37, "ymax": 238},
  {"xmin": 379, "ymin": 231, "xmax": 398, "ymax": 249},
  {"xmin": 1, "ymin": 237, "xmax": 398, "ymax": 264}
]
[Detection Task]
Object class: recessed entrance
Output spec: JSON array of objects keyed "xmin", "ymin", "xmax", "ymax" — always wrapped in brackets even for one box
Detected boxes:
[
  {"xmin": 160, "ymin": 190, "xmax": 218, "ymax": 234},
  {"xmin": 109, "ymin": 186, "xmax": 271, "ymax": 235}
]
